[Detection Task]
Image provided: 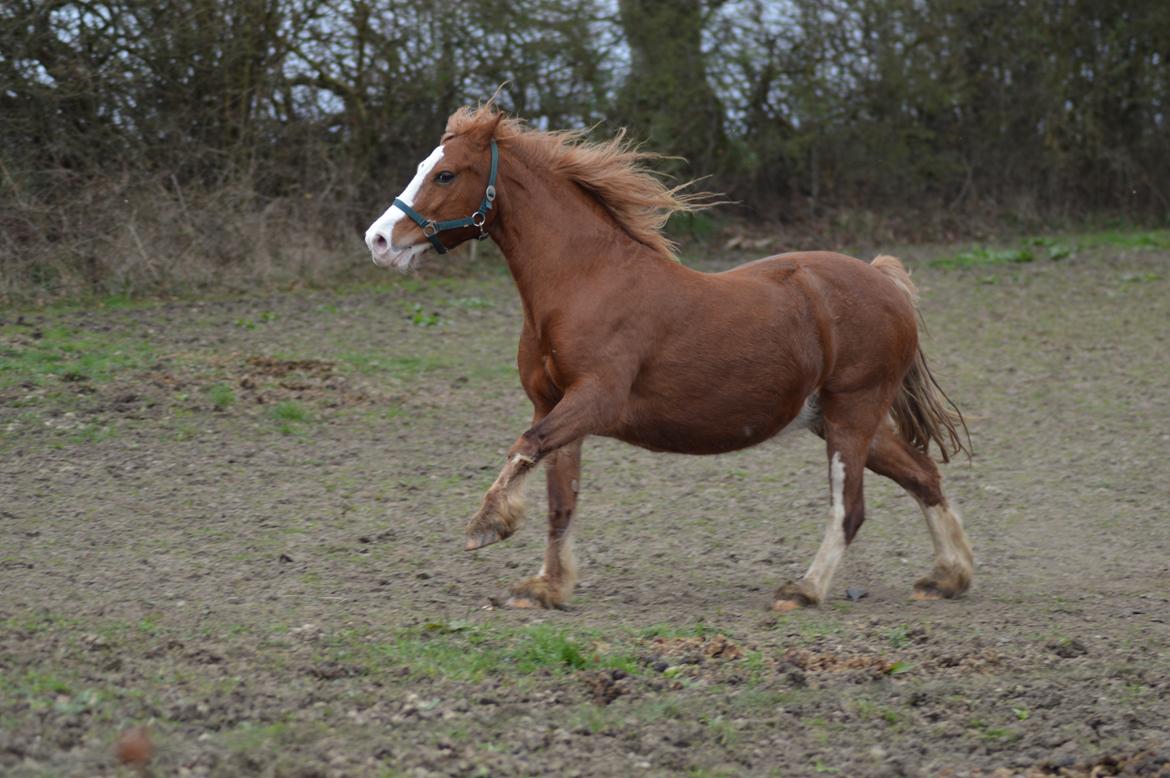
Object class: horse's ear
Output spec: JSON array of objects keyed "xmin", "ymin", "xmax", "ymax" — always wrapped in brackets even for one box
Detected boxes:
[{"xmin": 471, "ymin": 111, "xmax": 504, "ymax": 148}]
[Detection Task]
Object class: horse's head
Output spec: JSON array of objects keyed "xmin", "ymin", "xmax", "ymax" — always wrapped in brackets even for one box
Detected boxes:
[{"xmin": 365, "ymin": 113, "xmax": 502, "ymax": 270}]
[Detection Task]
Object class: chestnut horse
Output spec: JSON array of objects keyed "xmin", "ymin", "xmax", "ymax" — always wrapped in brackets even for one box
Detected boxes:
[{"xmin": 365, "ymin": 105, "xmax": 974, "ymax": 612}]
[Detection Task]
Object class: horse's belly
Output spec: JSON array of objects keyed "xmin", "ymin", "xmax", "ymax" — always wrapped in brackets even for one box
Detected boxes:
[{"xmin": 612, "ymin": 393, "xmax": 809, "ymax": 454}]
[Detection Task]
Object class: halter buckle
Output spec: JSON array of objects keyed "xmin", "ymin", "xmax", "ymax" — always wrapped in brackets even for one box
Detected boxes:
[{"xmin": 485, "ymin": 185, "xmax": 496, "ymax": 202}]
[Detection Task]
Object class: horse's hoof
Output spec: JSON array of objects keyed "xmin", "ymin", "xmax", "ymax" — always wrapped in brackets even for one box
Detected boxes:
[
  {"xmin": 507, "ymin": 576, "xmax": 565, "ymax": 609},
  {"xmin": 505, "ymin": 596, "xmax": 540, "ymax": 609},
  {"xmin": 912, "ymin": 579, "xmax": 958, "ymax": 601},
  {"xmin": 772, "ymin": 582, "xmax": 816, "ymax": 612},
  {"xmin": 464, "ymin": 528, "xmax": 502, "ymax": 551},
  {"xmin": 912, "ymin": 569, "xmax": 970, "ymax": 600}
]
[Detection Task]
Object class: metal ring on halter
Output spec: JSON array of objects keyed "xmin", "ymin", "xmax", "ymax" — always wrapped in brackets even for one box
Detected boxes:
[
  {"xmin": 422, "ymin": 221, "xmax": 439, "ymax": 237},
  {"xmin": 471, "ymin": 211, "xmax": 487, "ymax": 228}
]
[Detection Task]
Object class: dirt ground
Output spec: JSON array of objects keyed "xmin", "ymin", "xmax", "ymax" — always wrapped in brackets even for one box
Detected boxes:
[{"xmin": 2, "ymin": 237, "xmax": 1169, "ymax": 777}]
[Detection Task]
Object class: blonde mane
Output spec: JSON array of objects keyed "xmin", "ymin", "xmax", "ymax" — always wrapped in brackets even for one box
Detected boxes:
[{"xmin": 445, "ymin": 105, "xmax": 708, "ymax": 260}]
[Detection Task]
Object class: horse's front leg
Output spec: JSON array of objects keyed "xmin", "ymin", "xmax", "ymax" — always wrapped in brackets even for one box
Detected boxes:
[
  {"xmin": 464, "ymin": 378, "xmax": 619, "ymax": 552},
  {"xmin": 462, "ymin": 448, "xmax": 536, "ymax": 551},
  {"xmin": 507, "ymin": 439, "xmax": 582, "ymax": 609}
]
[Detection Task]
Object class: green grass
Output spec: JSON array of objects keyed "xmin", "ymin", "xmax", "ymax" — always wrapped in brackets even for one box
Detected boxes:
[
  {"xmin": 1119, "ymin": 271, "xmax": 1163, "ymax": 284},
  {"xmin": 208, "ymin": 383, "xmax": 236, "ymax": 409},
  {"xmin": 1075, "ymin": 228, "xmax": 1170, "ymax": 250},
  {"xmin": 0, "ymin": 324, "xmax": 155, "ymax": 388},
  {"xmin": 338, "ymin": 352, "xmax": 449, "ymax": 378},
  {"xmin": 931, "ymin": 246, "xmax": 1034, "ymax": 269},
  {"xmin": 932, "ymin": 228, "xmax": 1170, "ymax": 270},
  {"xmin": 320, "ymin": 622, "xmax": 641, "ymax": 682},
  {"xmin": 886, "ymin": 625, "xmax": 911, "ymax": 649},
  {"xmin": 69, "ymin": 422, "xmax": 117, "ymax": 444},
  {"xmin": 639, "ymin": 622, "xmax": 726, "ymax": 639},
  {"xmin": 270, "ymin": 400, "xmax": 309, "ymax": 422}
]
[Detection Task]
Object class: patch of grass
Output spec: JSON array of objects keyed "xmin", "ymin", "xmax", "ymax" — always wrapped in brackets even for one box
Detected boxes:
[
  {"xmin": 947, "ymin": 228, "xmax": 1170, "ymax": 275},
  {"xmin": 740, "ymin": 650, "xmax": 768, "ymax": 683},
  {"xmin": 968, "ymin": 717, "xmax": 1023, "ymax": 742},
  {"xmin": 69, "ymin": 423, "xmax": 117, "ymax": 444},
  {"xmin": 173, "ymin": 422, "xmax": 199, "ymax": 441},
  {"xmin": 233, "ymin": 310, "xmax": 278, "ymax": 330},
  {"xmin": 223, "ymin": 720, "xmax": 298, "ymax": 752},
  {"xmin": 0, "ymin": 324, "xmax": 154, "ymax": 388},
  {"xmin": 208, "ymin": 383, "xmax": 235, "ymax": 409},
  {"xmin": 406, "ymin": 303, "xmax": 441, "ymax": 327},
  {"xmin": 701, "ymin": 714, "xmax": 740, "ymax": 746},
  {"xmin": 338, "ymin": 351, "xmax": 449, "ymax": 379},
  {"xmin": 1119, "ymin": 271, "xmax": 1163, "ymax": 284},
  {"xmin": 982, "ymin": 726, "xmax": 1022, "ymax": 742},
  {"xmin": 632, "ymin": 697, "xmax": 686, "ymax": 723},
  {"xmin": 931, "ymin": 245, "xmax": 1034, "ymax": 269},
  {"xmin": 855, "ymin": 698, "xmax": 902, "ymax": 725},
  {"xmin": 784, "ymin": 613, "xmax": 844, "ymax": 641},
  {"xmin": 570, "ymin": 703, "xmax": 618, "ymax": 734},
  {"xmin": 731, "ymin": 687, "xmax": 789, "ymax": 712},
  {"xmin": 137, "ymin": 615, "xmax": 162, "ymax": 636},
  {"xmin": 1076, "ymin": 228, "xmax": 1170, "ymax": 250},
  {"xmin": 0, "ymin": 670, "xmax": 73, "ymax": 699},
  {"xmin": 886, "ymin": 625, "xmax": 911, "ymax": 648},
  {"xmin": 270, "ymin": 401, "xmax": 310, "ymax": 433},
  {"xmin": 327, "ymin": 622, "xmax": 640, "ymax": 682},
  {"xmin": 639, "ymin": 622, "xmax": 724, "ymax": 640},
  {"xmin": 933, "ymin": 228, "xmax": 1170, "ymax": 272},
  {"xmin": 271, "ymin": 401, "xmax": 309, "ymax": 422},
  {"xmin": 508, "ymin": 626, "xmax": 593, "ymax": 671}
]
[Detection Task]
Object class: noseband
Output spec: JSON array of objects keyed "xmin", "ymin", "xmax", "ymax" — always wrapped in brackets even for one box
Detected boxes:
[{"xmin": 393, "ymin": 139, "xmax": 499, "ymax": 255}]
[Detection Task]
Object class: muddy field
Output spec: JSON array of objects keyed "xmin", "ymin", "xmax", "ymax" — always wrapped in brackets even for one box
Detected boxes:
[{"xmin": 2, "ymin": 235, "xmax": 1169, "ymax": 777}]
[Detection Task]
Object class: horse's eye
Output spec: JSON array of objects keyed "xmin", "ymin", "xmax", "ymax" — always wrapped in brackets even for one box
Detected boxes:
[{"xmin": 434, "ymin": 171, "xmax": 456, "ymax": 185}]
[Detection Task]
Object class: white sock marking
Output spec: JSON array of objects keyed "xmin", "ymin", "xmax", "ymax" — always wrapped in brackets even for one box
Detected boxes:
[
  {"xmin": 802, "ymin": 452, "xmax": 847, "ymax": 603},
  {"xmin": 916, "ymin": 499, "xmax": 973, "ymax": 574}
]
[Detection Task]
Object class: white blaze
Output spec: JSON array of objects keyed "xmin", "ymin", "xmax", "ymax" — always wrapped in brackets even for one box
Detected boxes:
[{"xmin": 365, "ymin": 145, "xmax": 445, "ymax": 267}]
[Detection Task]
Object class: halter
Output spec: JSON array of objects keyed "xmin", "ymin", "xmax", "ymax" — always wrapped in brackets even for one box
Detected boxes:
[{"xmin": 392, "ymin": 139, "xmax": 499, "ymax": 255}]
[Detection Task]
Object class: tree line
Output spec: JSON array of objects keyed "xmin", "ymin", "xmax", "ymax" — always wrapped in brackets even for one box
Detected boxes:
[{"xmin": 2, "ymin": 0, "xmax": 1167, "ymax": 297}]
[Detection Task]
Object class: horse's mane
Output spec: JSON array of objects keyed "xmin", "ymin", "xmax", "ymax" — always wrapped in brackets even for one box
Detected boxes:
[{"xmin": 445, "ymin": 105, "xmax": 708, "ymax": 261}]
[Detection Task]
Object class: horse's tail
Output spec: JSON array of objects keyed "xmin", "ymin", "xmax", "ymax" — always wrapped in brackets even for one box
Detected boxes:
[{"xmin": 872, "ymin": 255, "xmax": 971, "ymax": 463}]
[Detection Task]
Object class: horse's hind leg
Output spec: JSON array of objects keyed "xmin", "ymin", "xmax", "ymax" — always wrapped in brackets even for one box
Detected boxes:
[
  {"xmin": 774, "ymin": 392, "xmax": 883, "ymax": 611},
  {"xmin": 507, "ymin": 439, "xmax": 583, "ymax": 609},
  {"xmin": 865, "ymin": 424, "xmax": 974, "ymax": 599}
]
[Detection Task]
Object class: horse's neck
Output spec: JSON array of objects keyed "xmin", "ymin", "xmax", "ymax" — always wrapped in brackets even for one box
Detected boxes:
[{"xmin": 489, "ymin": 158, "xmax": 662, "ymax": 322}]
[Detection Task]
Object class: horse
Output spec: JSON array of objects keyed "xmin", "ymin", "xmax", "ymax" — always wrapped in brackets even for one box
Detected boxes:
[{"xmin": 364, "ymin": 104, "xmax": 974, "ymax": 612}]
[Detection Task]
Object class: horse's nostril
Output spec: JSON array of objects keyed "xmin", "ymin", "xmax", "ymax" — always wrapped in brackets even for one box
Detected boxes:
[{"xmin": 374, "ymin": 233, "xmax": 388, "ymax": 251}]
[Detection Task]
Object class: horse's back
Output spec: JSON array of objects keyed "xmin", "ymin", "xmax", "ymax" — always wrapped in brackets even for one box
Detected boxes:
[
  {"xmin": 728, "ymin": 250, "xmax": 886, "ymax": 288},
  {"xmin": 727, "ymin": 251, "xmax": 919, "ymax": 394}
]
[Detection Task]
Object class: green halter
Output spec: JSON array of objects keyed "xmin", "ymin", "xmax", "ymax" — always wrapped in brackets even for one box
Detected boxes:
[{"xmin": 393, "ymin": 139, "xmax": 499, "ymax": 255}]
